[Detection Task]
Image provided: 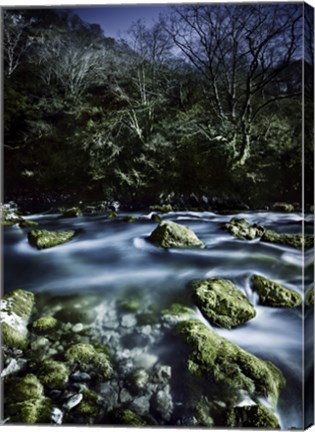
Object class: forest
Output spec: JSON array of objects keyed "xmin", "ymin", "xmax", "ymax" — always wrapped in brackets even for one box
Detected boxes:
[{"xmin": 3, "ymin": 4, "xmax": 314, "ymax": 210}]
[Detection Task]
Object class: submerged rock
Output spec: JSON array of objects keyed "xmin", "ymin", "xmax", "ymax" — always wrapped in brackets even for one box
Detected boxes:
[
  {"xmin": 261, "ymin": 229, "xmax": 313, "ymax": 250},
  {"xmin": 252, "ymin": 275, "xmax": 302, "ymax": 308},
  {"xmin": 226, "ymin": 404, "xmax": 280, "ymax": 428},
  {"xmin": 148, "ymin": 220, "xmax": 204, "ymax": 248},
  {"xmin": 1, "ymin": 289, "xmax": 34, "ymax": 350},
  {"xmin": 61, "ymin": 207, "xmax": 82, "ymax": 218},
  {"xmin": 28, "ymin": 229, "xmax": 75, "ymax": 249},
  {"xmin": 176, "ymin": 319, "xmax": 285, "ymax": 404},
  {"xmin": 225, "ymin": 218, "xmax": 264, "ymax": 240},
  {"xmin": 192, "ymin": 278, "xmax": 256, "ymax": 328}
]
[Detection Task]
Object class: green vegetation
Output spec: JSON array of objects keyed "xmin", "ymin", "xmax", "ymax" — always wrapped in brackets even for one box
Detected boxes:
[
  {"xmin": 65, "ymin": 343, "xmax": 112, "ymax": 379},
  {"xmin": 149, "ymin": 221, "xmax": 204, "ymax": 248},
  {"xmin": 226, "ymin": 405, "xmax": 280, "ymax": 428},
  {"xmin": 28, "ymin": 229, "xmax": 75, "ymax": 249},
  {"xmin": 37, "ymin": 359, "xmax": 69, "ymax": 388},
  {"xmin": 252, "ymin": 275, "xmax": 302, "ymax": 308},
  {"xmin": 31, "ymin": 315, "xmax": 59, "ymax": 334}
]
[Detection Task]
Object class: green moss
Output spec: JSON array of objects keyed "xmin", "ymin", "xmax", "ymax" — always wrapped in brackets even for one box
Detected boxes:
[
  {"xmin": 262, "ymin": 229, "xmax": 313, "ymax": 250},
  {"xmin": 7, "ymin": 398, "xmax": 52, "ymax": 424},
  {"xmin": 150, "ymin": 204, "xmax": 173, "ymax": 213},
  {"xmin": 192, "ymin": 278, "xmax": 256, "ymax": 328},
  {"xmin": 149, "ymin": 220, "xmax": 204, "ymax": 248},
  {"xmin": 19, "ymin": 219, "xmax": 39, "ymax": 228},
  {"xmin": 252, "ymin": 275, "xmax": 301, "ymax": 308},
  {"xmin": 6, "ymin": 374, "xmax": 44, "ymax": 402},
  {"xmin": 31, "ymin": 316, "xmax": 59, "ymax": 334},
  {"xmin": 37, "ymin": 359, "xmax": 69, "ymax": 388},
  {"xmin": 305, "ymin": 289, "xmax": 314, "ymax": 307},
  {"xmin": 273, "ymin": 202, "xmax": 295, "ymax": 212},
  {"xmin": 3, "ymin": 289, "xmax": 34, "ymax": 319},
  {"xmin": 117, "ymin": 298, "xmax": 141, "ymax": 312},
  {"xmin": 107, "ymin": 211, "xmax": 118, "ymax": 220},
  {"xmin": 28, "ymin": 229, "xmax": 75, "ymax": 249},
  {"xmin": 123, "ymin": 215, "xmax": 138, "ymax": 222},
  {"xmin": 75, "ymin": 389, "xmax": 101, "ymax": 416},
  {"xmin": 225, "ymin": 218, "xmax": 264, "ymax": 240},
  {"xmin": 2, "ymin": 322, "xmax": 28, "ymax": 350},
  {"xmin": 108, "ymin": 408, "xmax": 146, "ymax": 426},
  {"xmin": 176, "ymin": 319, "xmax": 285, "ymax": 405},
  {"xmin": 194, "ymin": 399, "xmax": 214, "ymax": 426},
  {"xmin": 226, "ymin": 404, "xmax": 280, "ymax": 428},
  {"xmin": 161, "ymin": 303, "xmax": 194, "ymax": 317},
  {"xmin": 61, "ymin": 207, "xmax": 82, "ymax": 218},
  {"xmin": 65, "ymin": 343, "xmax": 112, "ymax": 379}
]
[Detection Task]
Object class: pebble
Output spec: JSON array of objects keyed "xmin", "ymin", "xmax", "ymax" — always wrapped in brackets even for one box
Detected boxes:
[
  {"xmin": 72, "ymin": 323, "xmax": 84, "ymax": 333},
  {"xmin": 70, "ymin": 371, "xmax": 91, "ymax": 382},
  {"xmin": 63, "ymin": 393, "xmax": 83, "ymax": 411},
  {"xmin": 51, "ymin": 408, "xmax": 63, "ymax": 425}
]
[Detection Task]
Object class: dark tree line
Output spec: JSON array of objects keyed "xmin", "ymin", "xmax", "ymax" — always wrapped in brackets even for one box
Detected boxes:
[{"xmin": 2, "ymin": 4, "xmax": 313, "ymax": 208}]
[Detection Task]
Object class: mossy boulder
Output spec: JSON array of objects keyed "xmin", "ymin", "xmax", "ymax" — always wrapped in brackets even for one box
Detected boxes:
[
  {"xmin": 149, "ymin": 220, "xmax": 204, "ymax": 248},
  {"xmin": 37, "ymin": 359, "xmax": 69, "ymax": 388},
  {"xmin": 176, "ymin": 319, "xmax": 285, "ymax": 404},
  {"xmin": 150, "ymin": 204, "xmax": 173, "ymax": 213},
  {"xmin": 192, "ymin": 278, "xmax": 256, "ymax": 328},
  {"xmin": 107, "ymin": 408, "xmax": 146, "ymax": 426},
  {"xmin": 225, "ymin": 218, "xmax": 264, "ymax": 240},
  {"xmin": 28, "ymin": 229, "xmax": 75, "ymax": 249},
  {"xmin": 161, "ymin": 303, "xmax": 194, "ymax": 317},
  {"xmin": 272, "ymin": 202, "xmax": 295, "ymax": 213},
  {"xmin": 150, "ymin": 213, "xmax": 162, "ymax": 222},
  {"xmin": 31, "ymin": 316, "xmax": 59, "ymax": 335},
  {"xmin": 261, "ymin": 229, "xmax": 313, "ymax": 250},
  {"xmin": 61, "ymin": 207, "xmax": 82, "ymax": 218},
  {"xmin": 65, "ymin": 343, "xmax": 112, "ymax": 379},
  {"xmin": 6, "ymin": 373, "xmax": 44, "ymax": 402},
  {"xmin": 252, "ymin": 275, "xmax": 302, "ymax": 308},
  {"xmin": 226, "ymin": 404, "xmax": 280, "ymax": 428},
  {"xmin": 1, "ymin": 289, "xmax": 34, "ymax": 350},
  {"xmin": 19, "ymin": 219, "xmax": 39, "ymax": 228},
  {"xmin": 117, "ymin": 298, "xmax": 141, "ymax": 313},
  {"xmin": 305, "ymin": 289, "xmax": 314, "ymax": 307},
  {"xmin": 73, "ymin": 389, "xmax": 101, "ymax": 416}
]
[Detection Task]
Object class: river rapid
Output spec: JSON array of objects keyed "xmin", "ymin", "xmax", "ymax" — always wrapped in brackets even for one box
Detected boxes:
[{"xmin": 3, "ymin": 210, "xmax": 313, "ymax": 428}]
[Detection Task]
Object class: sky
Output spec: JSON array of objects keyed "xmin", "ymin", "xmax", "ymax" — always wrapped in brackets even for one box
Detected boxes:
[{"xmin": 72, "ymin": 5, "xmax": 171, "ymax": 38}]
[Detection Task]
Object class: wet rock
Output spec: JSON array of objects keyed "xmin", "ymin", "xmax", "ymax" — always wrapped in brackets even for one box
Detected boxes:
[
  {"xmin": 61, "ymin": 207, "xmax": 82, "ymax": 218},
  {"xmin": 151, "ymin": 385, "xmax": 174, "ymax": 421},
  {"xmin": 272, "ymin": 202, "xmax": 295, "ymax": 213},
  {"xmin": 107, "ymin": 211, "xmax": 118, "ymax": 220},
  {"xmin": 261, "ymin": 229, "xmax": 313, "ymax": 250},
  {"xmin": 72, "ymin": 323, "xmax": 84, "ymax": 333},
  {"xmin": 120, "ymin": 388, "xmax": 132, "ymax": 403},
  {"xmin": 51, "ymin": 407, "xmax": 63, "ymax": 425},
  {"xmin": 150, "ymin": 204, "xmax": 173, "ymax": 213},
  {"xmin": 127, "ymin": 368, "xmax": 149, "ymax": 393},
  {"xmin": 225, "ymin": 218, "xmax": 264, "ymax": 240},
  {"xmin": 161, "ymin": 303, "xmax": 194, "ymax": 317},
  {"xmin": 150, "ymin": 213, "xmax": 162, "ymax": 223},
  {"xmin": 99, "ymin": 380, "xmax": 119, "ymax": 411},
  {"xmin": 121, "ymin": 314, "xmax": 137, "ymax": 328},
  {"xmin": 133, "ymin": 352, "xmax": 158, "ymax": 369},
  {"xmin": 176, "ymin": 319, "xmax": 285, "ymax": 404},
  {"xmin": 19, "ymin": 219, "xmax": 39, "ymax": 228},
  {"xmin": 55, "ymin": 307, "xmax": 95, "ymax": 325},
  {"xmin": 65, "ymin": 343, "xmax": 112, "ymax": 379},
  {"xmin": 37, "ymin": 359, "xmax": 69, "ymax": 389},
  {"xmin": 305, "ymin": 289, "xmax": 314, "ymax": 307},
  {"xmin": 107, "ymin": 408, "xmax": 146, "ymax": 426},
  {"xmin": 63, "ymin": 393, "xmax": 83, "ymax": 411},
  {"xmin": 1, "ymin": 204, "xmax": 23, "ymax": 227},
  {"xmin": 1, "ymin": 358, "xmax": 27, "ymax": 378},
  {"xmin": 72, "ymin": 389, "xmax": 101, "ymax": 417},
  {"xmin": 192, "ymin": 278, "xmax": 256, "ymax": 328},
  {"xmin": 1, "ymin": 289, "xmax": 34, "ymax": 350},
  {"xmin": 152, "ymin": 365, "xmax": 172, "ymax": 386},
  {"xmin": 226, "ymin": 404, "xmax": 280, "ymax": 428},
  {"xmin": 130, "ymin": 395, "xmax": 151, "ymax": 416},
  {"xmin": 28, "ymin": 229, "xmax": 75, "ymax": 249},
  {"xmin": 123, "ymin": 215, "xmax": 138, "ymax": 222},
  {"xmin": 252, "ymin": 275, "xmax": 302, "ymax": 308},
  {"xmin": 31, "ymin": 316, "xmax": 59, "ymax": 335},
  {"xmin": 193, "ymin": 398, "xmax": 214, "ymax": 426},
  {"xmin": 70, "ymin": 371, "xmax": 91, "ymax": 382},
  {"xmin": 148, "ymin": 220, "xmax": 204, "ymax": 248}
]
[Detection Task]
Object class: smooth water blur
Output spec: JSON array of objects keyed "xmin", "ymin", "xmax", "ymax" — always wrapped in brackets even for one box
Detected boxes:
[{"xmin": 3, "ymin": 210, "xmax": 311, "ymax": 429}]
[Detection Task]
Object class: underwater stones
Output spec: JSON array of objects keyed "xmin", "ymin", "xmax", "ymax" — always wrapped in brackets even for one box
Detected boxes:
[
  {"xmin": 161, "ymin": 303, "xmax": 193, "ymax": 317},
  {"xmin": 61, "ymin": 207, "xmax": 82, "ymax": 218},
  {"xmin": 149, "ymin": 220, "xmax": 204, "ymax": 248},
  {"xmin": 117, "ymin": 298, "xmax": 141, "ymax": 313},
  {"xmin": 1, "ymin": 289, "xmax": 34, "ymax": 350},
  {"xmin": 65, "ymin": 343, "xmax": 112, "ymax": 379},
  {"xmin": 28, "ymin": 229, "xmax": 75, "ymax": 249},
  {"xmin": 192, "ymin": 278, "xmax": 256, "ymax": 328},
  {"xmin": 176, "ymin": 319, "xmax": 285, "ymax": 404},
  {"xmin": 73, "ymin": 389, "xmax": 101, "ymax": 416},
  {"xmin": 19, "ymin": 219, "xmax": 39, "ymax": 228},
  {"xmin": 252, "ymin": 275, "xmax": 302, "ymax": 308},
  {"xmin": 37, "ymin": 359, "xmax": 69, "ymax": 388},
  {"xmin": 31, "ymin": 316, "xmax": 59, "ymax": 335},
  {"xmin": 226, "ymin": 404, "xmax": 280, "ymax": 428},
  {"xmin": 55, "ymin": 306, "xmax": 95, "ymax": 325},
  {"xmin": 107, "ymin": 408, "xmax": 146, "ymax": 426},
  {"xmin": 261, "ymin": 229, "xmax": 313, "ymax": 250},
  {"xmin": 225, "ymin": 218, "xmax": 264, "ymax": 240},
  {"xmin": 151, "ymin": 385, "xmax": 174, "ymax": 421}
]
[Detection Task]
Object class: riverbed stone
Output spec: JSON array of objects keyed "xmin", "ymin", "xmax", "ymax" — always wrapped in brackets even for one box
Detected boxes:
[
  {"xmin": 175, "ymin": 319, "xmax": 285, "ymax": 404},
  {"xmin": 31, "ymin": 315, "xmax": 59, "ymax": 335},
  {"xmin": 225, "ymin": 218, "xmax": 264, "ymax": 240},
  {"xmin": 28, "ymin": 229, "xmax": 75, "ymax": 249},
  {"xmin": 226, "ymin": 404, "xmax": 280, "ymax": 428},
  {"xmin": 149, "ymin": 220, "xmax": 204, "ymax": 248},
  {"xmin": 252, "ymin": 275, "xmax": 302, "ymax": 308},
  {"xmin": 151, "ymin": 385, "xmax": 174, "ymax": 421},
  {"xmin": 1, "ymin": 289, "xmax": 34, "ymax": 350},
  {"xmin": 192, "ymin": 278, "xmax": 256, "ymax": 328}
]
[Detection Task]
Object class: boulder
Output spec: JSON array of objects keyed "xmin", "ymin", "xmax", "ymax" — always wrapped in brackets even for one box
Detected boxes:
[
  {"xmin": 261, "ymin": 229, "xmax": 313, "ymax": 250},
  {"xmin": 1, "ymin": 289, "xmax": 34, "ymax": 350},
  {"xmin": 192, "ymin": 278, "xmax": 256, "ymax": 328},
  {"xmin": 61, "ymin": 207, "xmax": 82, "ymax": 218},
  {"xmin": 31, "ymin": 316, "xmax": 59, "ymax": 335},
  {"xmin": 148, "ymin": 221, "xmax": 204, "ymax": 248},
  {"xmin": 252, "ymin": 275, "xmax": 301, "ymax": 308},
  {"xmin": 272, "ymin": 202, "xmax": 295, "ymax": 213},
  {"xmin": 175, "ymin": 319, "xmax": 285, "ymax": 404},
  {"xmin": 226, "ymin": 404, "xmax": 280, "ymax": 428},
  {"xmin": 28, "ymin": 229, "xmax": 75, "ymax": 249},
  {"xmin": 150, "ymin": 204, "xmax": 173, "ymax": 213},
  {"xmin": 225, "ymin": 218, "xmax": 264, "ymax": 240}
]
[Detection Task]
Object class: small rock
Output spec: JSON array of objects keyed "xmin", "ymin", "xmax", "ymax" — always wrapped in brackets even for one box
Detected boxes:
[
  {"xmin": 1, "ymin": 358, "xmax": 27, "ymax": 378},
  {"xmin": 51, "ymin": 407, "xmax": 63, "ymax": 425},
  {"xmin": 133, "ymin": 352, "xmax": 158, "ymax": 369},
  {"xmin": 70, "ymin": 371, "xmax": 91, "ymax": 382},
  {"xmin": 153, "ymin": 365, "xmax": 172, "ymax": 386},
  {"xmin": 63, "ymin": 393, "xmax": 83, "ymax": 411},
  {"xmin": 130, "ymin": 396, "xmax": 150, "ymax": 416},
  {"xmin": 121, "ymin": 314, "xmax": 137, "ymax": 328},
  {"xmin": 151, "ymin": 386, "xmax": 174, "ymax": 421},
  {"xmin": 72, "ymin": 323, "xmax": 84, "ymax": 333},
  {"xmin": 120, "ymin": 388, "xmax": 132, "ymax": 403}
]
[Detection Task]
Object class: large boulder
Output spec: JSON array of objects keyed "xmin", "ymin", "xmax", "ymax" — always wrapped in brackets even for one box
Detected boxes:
[
  {"xmin": 176, "ymin": 319, "xmax": 285, "ymax": 405},
  {"xmin": 225, "ymin": 218, "xmax": 264, "ymax": 240},
  {"xmin": 226, "ymin": 404, "xmax": 280, "ymax": 428},
  {"xmin": 1, "ymin": 289, "xmax": 35, "ymax": 350},
  {"xmin": 261, "ymin": 229, "xmax": 313, "ymax": 250},
  {"xmin": 252, "ymin": 275, "xmax": 302, "ymax": 308},
  {"xmin": 28, "ymin": 229, "xmax": 75, "ymax": 249},
  {"xmin": 148, "ymin": 221, "xmax": 204, "ymax": 248},
  {"xmin": 191, "ymin": 278, "xmax": 256, "ymax": 328}
]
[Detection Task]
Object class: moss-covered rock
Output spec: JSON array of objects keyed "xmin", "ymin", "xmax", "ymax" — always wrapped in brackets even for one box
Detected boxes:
[
  {"xmin": 19, "ymin": 219, "xmax": 39, "ymax": 228},
  {"xmin": 252, "ymin": 275, "xmax": 302, "ymax": 308},
  {"xmin": 226, "ymin": 404, "xmax": 280, "ymax": 428},
  {"xmin": 225, "ymin": 218, "xmax": 264, "ymax": 240},
  {"xmin": 107, "ymin": 211, "xmax": 118, "ymax": 220},
  {"xmin": 194, "ymin": 398, "xmax": 214, "ymax": 426},
  {"xmin": 176, "ymin": 319, "xmax": 285, "ymax": 404},
  {"xmin": 150, "ymin": 213, "xmax": 162, "ymax": 223},
  {"xmin": 150, "ymin": 204, "xmax": 173, "ymax": 213},
  {"xmin": 192, "ymin": 278, "xmax": 256, "ymax": 328},
  {"xmin": 107, "ymin": 408, "xmax": 146, "ymax": 426},
  {"xmin": 6, "ymin": 374, "xmax": 44, "ymax": 402},
  {"xmin": 65, "ymin": 343, "xmax": 112, "ymax": 379},
  {"xmin": 54, "ymin": 306, "xmax": 95, "ymax": 324},
  {"xmin": 272, "ymin": 202, "xmax": 295, "ymax": 213},
  {"xmin": 1, "ymin": 206, "xmax": 22, "ymax": 227},
  {"xmin": 37, "ymin": 359, "xmax": 69, "ymax": 388},
  {"xmin": 31, "ymin": 315, "xmax": 59, "ymax": 335},
  {"xmin": 74, "ymin": 389, "xmax": 101, "ymax": 416},
  {"xmin": 7, "ymin": 397, "xmax": 52, "ymax": 424},
  {"xmin": 261, "ymin": 229, "xmax": 313, "ymax": 250},
  {"xmin": 149, "ymin": 220, "xmax": 204, "ymax": 248},
  {"xmin": 1, "ymin": 289, "xmax": 34, "ymax": 350},
  {"xmin": 117, "ymin": 298, "xmax": 141, "ymax": 312},
  {"xmin": 161, "ymin": 303, "xmax": 194, "ymax": 317},
  {"xmin": 28, "ymin": 229, "xmax": 75, "ymax": 249},
  {"xmin": 305, "ymin": 289, "xmax": 314, "ymax": 307},
  {"xmin": 61, "ymin": 207, "xmax": 82, "ymax": 218},
  {"xmin": 123, "ymin": 215, "xmax": 138, "ymax": 223}
]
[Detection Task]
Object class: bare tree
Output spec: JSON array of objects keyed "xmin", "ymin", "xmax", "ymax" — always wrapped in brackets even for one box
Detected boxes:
[{"xmin": 165, "ymin": 3, "xmax": 302, "ymax": 166}]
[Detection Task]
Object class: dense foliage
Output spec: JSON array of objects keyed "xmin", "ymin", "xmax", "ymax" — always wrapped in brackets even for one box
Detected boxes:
[{"xmin": 2, "ymin": 5, "xmax": 314, "ymax": 208}]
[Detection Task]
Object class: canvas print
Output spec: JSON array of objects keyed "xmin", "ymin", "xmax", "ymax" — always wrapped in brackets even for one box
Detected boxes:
[{"xmin": 1, "ymin": 2, "xmax": 314, "ymax": 429}]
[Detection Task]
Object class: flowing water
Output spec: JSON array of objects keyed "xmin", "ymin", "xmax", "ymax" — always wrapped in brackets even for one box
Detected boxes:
[{"xmin": 3, "ymin": 210, "xmax": 313, "ymax": 428}]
